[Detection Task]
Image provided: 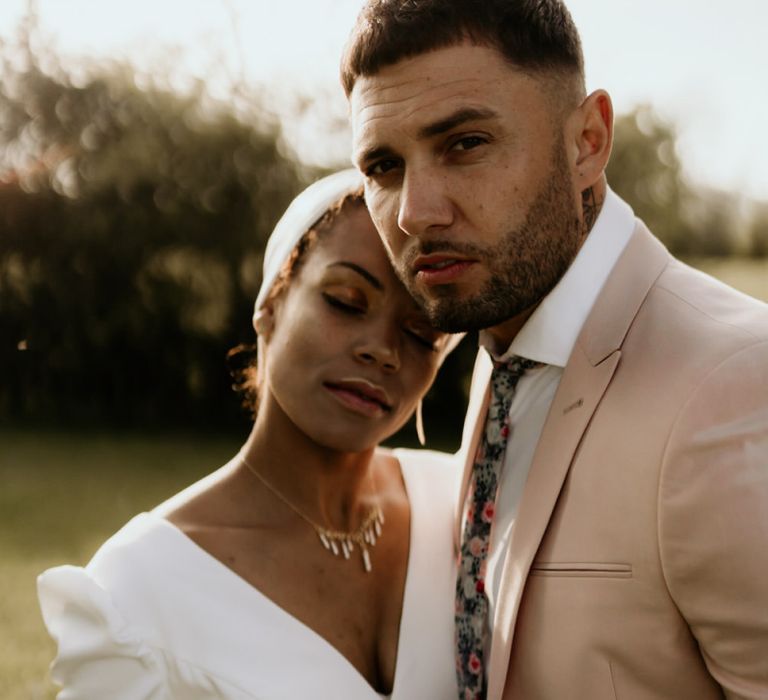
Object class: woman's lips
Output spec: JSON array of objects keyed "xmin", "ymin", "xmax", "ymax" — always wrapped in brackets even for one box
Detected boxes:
[
  {"xmin": 413, "ymin": 255, "xmax": 476, "ymax": 285},
  {"xmin": 323, "ymin": 379, "xmax": 392, "ymax": 417}
]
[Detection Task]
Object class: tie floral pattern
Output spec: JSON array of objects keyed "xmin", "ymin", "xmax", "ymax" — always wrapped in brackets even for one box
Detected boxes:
[{"xmin": 455, "ymin": 356, "xmax": 539, "ymax": 700}]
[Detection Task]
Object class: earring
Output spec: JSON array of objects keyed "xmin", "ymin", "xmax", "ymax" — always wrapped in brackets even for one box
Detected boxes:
[
  {"xmin": 253, "ymin": 309, "xmax": 272, "ymax": 336},
  {"xmin": 415, "ymin": 399, "xmax": 426, "ymax": 446}
]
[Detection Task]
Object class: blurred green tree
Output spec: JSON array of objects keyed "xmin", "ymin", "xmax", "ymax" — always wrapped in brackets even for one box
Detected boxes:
[
  {"xmin": 608, "ymin": 105, "xmax": 746, "ymax": 257},
  {"xmin": 0, "ymin": 17, "xmax": 757, "ymax": 435},
  {"xmin": 0, "ymin": 17, "xmax": 303, "ymax": 428},
  {"xmin": 748, "ymin": 203, "xmax": 768, "ymax": 258},
  {"xmin": 607, "ymin": 105, "xmax": 697, "ymax": 254}
]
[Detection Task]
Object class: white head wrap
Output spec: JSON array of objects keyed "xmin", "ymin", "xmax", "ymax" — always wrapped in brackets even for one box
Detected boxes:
[
  {"xmin": 253, "ymin": 168, "xmax": 464, "ymax": 359},
  {"xmin": 254, "ymin": 169, "xmax": 364, "ymax": 313}
]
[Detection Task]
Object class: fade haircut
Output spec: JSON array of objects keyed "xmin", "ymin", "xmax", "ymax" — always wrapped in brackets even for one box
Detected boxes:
[{"xmin": 341, "ymin": 0, "xmax": 585, "ymax": 101}]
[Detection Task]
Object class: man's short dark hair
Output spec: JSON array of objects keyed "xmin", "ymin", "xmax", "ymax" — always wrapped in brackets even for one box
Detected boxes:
[{"xmin": 341, "ymin": 0, "xmax": 584, "ymax": 97}]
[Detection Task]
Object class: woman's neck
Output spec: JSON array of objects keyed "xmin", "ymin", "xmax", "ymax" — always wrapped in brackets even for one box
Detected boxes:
[{"xmin": 238, "ymin": 409, "xmax": 379, "ymax": 532}]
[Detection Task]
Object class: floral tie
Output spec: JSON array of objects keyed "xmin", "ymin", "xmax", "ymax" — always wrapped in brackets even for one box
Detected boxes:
[{"xmin": 455, "ymin": 356, "xmax": 539, "ymax": 700}]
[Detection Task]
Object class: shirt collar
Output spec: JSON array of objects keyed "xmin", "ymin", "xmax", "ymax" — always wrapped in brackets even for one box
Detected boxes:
[{"xmin": 480, "ymin": 187, "xmax": 636, "ymax": 366}]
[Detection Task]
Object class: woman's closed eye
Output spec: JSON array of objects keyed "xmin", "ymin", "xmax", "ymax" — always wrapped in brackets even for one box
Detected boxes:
[{"xmin": 322, "ymin": 291, "xmax": 367, "ymax": 315}]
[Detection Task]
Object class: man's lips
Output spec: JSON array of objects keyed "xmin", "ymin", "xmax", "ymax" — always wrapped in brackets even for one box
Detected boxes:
[
  {"xmin": 323, "ymin": 379, "xmax": 393, "ymax": 417},
  {"xmin": 412, "ymin": 254, "xmax": 476, "ymax": 285}
]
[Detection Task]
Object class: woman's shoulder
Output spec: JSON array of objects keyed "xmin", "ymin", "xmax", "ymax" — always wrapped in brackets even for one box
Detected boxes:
[
  {"xmin": 38, "ymin": 554, "xmax": 256, "ymax": 699},
  {"xmin": 37, "ymin": 560, "xmax": 170, "ymax": 697},
  {"xmin": 378, "ymin": 446, "xmax": 462, "ymax": 514},
  {"xmin": 40, "ymin": 513, "xmax": 184, "ymax": 629},
  {"xmin": 386, "ymin": 446, "xmax": 461, "ymax": 484},
  {"xmin": 389, "ymin": 445, "xmax": 458, "ymax": 468},
  {"xmin": 87, "ymin": 512, "xmax": 180, "ymax": 582},
  {"xmin": 38, "ymin": 513, "xmax": 260, "ymax": 697},
  {"xmin": 37, "ymin": 515, "xmax": 176, "ymax": 695}
]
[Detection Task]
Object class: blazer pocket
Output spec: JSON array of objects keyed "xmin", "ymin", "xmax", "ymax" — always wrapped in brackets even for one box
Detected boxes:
[{"xmin": 530, "ymin": 562, "xmax": 633, "ymax": 579}]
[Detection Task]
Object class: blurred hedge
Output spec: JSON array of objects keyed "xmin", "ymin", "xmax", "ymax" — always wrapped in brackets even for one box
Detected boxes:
[
  {"xmin": 1, "ymin": 26, "xmax": 304, "ymax": 428},
  {"xmin": 1, "ymin": 23, "xmax": 765, "ymax": 432}
]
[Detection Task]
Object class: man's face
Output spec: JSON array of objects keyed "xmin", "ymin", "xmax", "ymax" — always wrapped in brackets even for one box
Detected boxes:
[{"xmin": 350, "ymin": 43, "xmax": 583, "ymax": 334}]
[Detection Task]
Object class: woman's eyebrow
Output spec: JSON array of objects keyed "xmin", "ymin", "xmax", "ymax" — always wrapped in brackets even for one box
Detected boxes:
[{"xmin": 328, "ymin": 261, "xmax": 383, "ymax": 290}]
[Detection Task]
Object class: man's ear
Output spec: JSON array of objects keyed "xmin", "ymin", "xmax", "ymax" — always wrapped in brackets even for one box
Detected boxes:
[
  {"xmin": 568, "ymin": 89, "xmax": 613, "ymax": 192},
  {"xmin": 252, "ymin": 307, "xmax": 275, "ymax": 340}
]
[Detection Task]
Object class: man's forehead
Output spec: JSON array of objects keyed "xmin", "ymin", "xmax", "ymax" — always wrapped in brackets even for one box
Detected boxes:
[
  {"xmin": 350, "ymin": 44, "xmax": 539, "ymax": 123},
  {"xmin": 352, "ymin": 45, "xmax": 501, "ymax": 103},
  {"xmin": 351, "ymin": 75, "xmax": 489, "ymax": 131}
]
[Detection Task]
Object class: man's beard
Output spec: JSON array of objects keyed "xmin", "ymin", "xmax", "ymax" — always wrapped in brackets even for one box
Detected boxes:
[{"xmin": 401, "ymin": 142, "xmax": 583, "ymax": 333}]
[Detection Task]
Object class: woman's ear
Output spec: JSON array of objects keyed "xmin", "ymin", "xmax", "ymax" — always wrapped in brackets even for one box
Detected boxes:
[
  {"xmin": 253, "ymin": 307, "xmax": 275, "ymax": 340},
  {"xmin": 568, "ymin": 89, "xmax": 613, "ymax": 192}
]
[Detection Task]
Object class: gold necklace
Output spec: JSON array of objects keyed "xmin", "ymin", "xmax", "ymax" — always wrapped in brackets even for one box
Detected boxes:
[{"xmin": 239, "ymin": 453, "xmax": 385, "ymax": 573}]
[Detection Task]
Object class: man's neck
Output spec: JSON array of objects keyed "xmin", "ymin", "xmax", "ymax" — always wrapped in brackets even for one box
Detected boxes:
[
  {"xmin": 484, "ymin": 305, "xmax": 538, "ymax": 356},
  {"xmin": 484, "ymin": 177, "xmax": 608, "ymax": 354},
  {"xmin": 582, "ymin": 178, "xmax": 607, "ymax": 237}
]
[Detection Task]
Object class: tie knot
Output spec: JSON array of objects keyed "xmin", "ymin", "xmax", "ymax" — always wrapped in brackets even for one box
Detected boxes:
[
  {"xmin": 490, "ymin": 356, "xmax": 540, "ymax": 400},
  {"xmin": 492, "ymin": 355, "xmax": 540, "ymax": 379}
]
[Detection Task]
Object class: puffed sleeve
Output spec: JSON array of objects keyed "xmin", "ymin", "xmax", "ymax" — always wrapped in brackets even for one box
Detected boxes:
[{"xmin": 38, "ymin": 565, "xmax": 168, "ymax": 699}]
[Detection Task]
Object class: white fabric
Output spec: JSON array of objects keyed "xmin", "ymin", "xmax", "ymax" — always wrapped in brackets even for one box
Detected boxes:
[
  {"xmin": 478, "ymin": 187, "xmax": 636, "ymax": 629},
  {"xmin": 38, "ymin": 450, "xmax": 460, "ymax": 700},
  {"xmin": 255, "ymin": 169, "xmax": 363, "ymax": 311}
]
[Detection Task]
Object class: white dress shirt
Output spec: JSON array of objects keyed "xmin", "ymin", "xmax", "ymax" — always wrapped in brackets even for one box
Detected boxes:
[{"xmin": 478, "ymin": 188, "xmax": 637, "ymax": 632}]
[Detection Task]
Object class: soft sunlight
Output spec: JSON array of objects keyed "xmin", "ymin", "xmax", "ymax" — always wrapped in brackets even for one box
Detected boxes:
[{"xmin": 1, "ymin": 0, "xmax": 766, "ymax": 198}]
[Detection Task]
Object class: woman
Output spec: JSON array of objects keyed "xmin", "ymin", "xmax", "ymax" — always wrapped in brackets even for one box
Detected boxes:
[{"xmin": 38, "ymin": 170, "xmax": 461, "ymax": 699}]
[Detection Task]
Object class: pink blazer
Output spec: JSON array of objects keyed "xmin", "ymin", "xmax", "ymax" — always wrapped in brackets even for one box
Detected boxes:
[{"xmin": 457, "ymin": 224, "xmax": 768, "ymax": 700}]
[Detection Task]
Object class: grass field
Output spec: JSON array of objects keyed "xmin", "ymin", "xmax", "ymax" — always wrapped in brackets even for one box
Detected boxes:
[
  {"xmin": 686, "ymin": 256, "xmax": 768, "ymax": 304},
  {"xmin": 2, "ymin": 258, "xmax": 766, "ymax": 699},
  {"xmin": 0, "ymin": 430, "xmax": 241, "ymax": 700}
]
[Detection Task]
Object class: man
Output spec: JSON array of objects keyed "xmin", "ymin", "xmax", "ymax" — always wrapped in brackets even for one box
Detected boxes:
[{"xmin": 341, "ymin": 1, "xmax": 768, "ymax": 699}]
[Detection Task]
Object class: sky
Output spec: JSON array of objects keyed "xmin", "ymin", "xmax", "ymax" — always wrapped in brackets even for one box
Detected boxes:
[{"xmin": 1, "ymin": 0, "xmax": 766, "ymax": 201}]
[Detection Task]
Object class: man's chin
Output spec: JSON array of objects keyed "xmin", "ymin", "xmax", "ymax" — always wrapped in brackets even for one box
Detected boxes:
[
  {"xmin": 418, "ymin": 286, "xmax": 536, "ymax": 333},
  {"xmin": 411, "ymin": 282, "xmax": 475, "ymax": 319},
  {"xmin": 423, "ymin": 300, "xmax": 503, "ymax": 334}
]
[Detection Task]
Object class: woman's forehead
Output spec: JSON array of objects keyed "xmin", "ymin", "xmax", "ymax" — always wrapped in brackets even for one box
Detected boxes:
[{"xmin": 312, "ymin": 204, "xmax": 389, "ymax": 269}]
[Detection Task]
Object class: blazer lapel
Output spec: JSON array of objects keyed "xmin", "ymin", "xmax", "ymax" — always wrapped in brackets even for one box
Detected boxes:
[
  {"xmin": 484, "ymin": 224, "xmax": 671, "ymax": 700},
  {"xmin": 485, "ymin": 345, "xmax": 620, "ymax": 699}
]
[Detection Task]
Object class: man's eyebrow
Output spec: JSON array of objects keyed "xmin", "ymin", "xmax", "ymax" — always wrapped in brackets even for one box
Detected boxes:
[
  {"xmin": 355, "ymin": 107, "xmax": 497, "ymax": 167},
  {"xmin": 418, "ymin": 107, "xmax": 498, "ymax": 139},
  {"xmin": 328, "ymin": 262, "xmax": 383, "ymax": 290},
  {"xmin": 355, "ymin": 145, "xmax": 397, "ymax": 170}
]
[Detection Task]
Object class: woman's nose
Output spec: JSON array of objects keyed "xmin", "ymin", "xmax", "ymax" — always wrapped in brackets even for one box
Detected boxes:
[{"xmin": 353, "ymin": 330, "xmax": 401, "ymax": 372}]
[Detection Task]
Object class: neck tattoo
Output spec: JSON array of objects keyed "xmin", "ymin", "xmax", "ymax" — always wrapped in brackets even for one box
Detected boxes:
[{"xmin": 582, "ymin": 186, "xmax": 601, "ymax": 233}]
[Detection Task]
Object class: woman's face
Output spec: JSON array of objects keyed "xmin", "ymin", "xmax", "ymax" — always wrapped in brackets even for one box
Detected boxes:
[{"xmin": 260, "ymin": 202, "xmax": 447, "ymax": 452}]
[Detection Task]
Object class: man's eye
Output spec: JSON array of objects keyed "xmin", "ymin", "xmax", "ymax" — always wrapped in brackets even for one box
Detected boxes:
[
  {"xmin": 451, "ymin": 135, "xmax": 487, "ymax": 151},
  {"xmin": 322, "ymin": 293, "xmax": 365, "ymax": 315},
  {"xmin": 367, "ymin": 158, "xmax": 401, "ymax": 176}
]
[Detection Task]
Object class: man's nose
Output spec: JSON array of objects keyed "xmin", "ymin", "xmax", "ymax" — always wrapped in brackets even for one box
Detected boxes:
[{"xmin": 397, "ymin": 167, "xmax": 454, "ymax": 237}]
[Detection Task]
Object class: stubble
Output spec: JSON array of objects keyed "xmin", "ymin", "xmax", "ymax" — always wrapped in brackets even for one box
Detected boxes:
[{"xmin": 401, "ymin": 141, "xmax": 583, "ymax": 333}]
